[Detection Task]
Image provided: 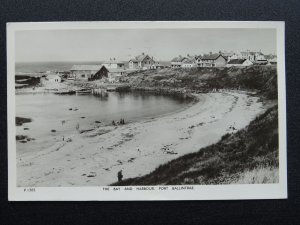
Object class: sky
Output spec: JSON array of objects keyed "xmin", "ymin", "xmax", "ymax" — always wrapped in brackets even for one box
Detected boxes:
[{"xmin": 15, "ymin": 28, "xmax": 277, "ymax": 62}]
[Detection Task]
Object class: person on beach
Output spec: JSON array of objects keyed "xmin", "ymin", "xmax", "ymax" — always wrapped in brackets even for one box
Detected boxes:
[
  {"xmin": 117, "ymin": 170, "xmax": 123, "ymax": 182},
  {"xmin": 119, "ymin": 118, "xmax": 125, "ymax": 125}
]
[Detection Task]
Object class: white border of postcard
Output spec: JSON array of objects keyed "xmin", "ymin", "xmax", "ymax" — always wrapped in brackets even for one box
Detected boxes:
[{"xmin": 7, "ymin": 21, "xmax": 287, "ymax": 201}]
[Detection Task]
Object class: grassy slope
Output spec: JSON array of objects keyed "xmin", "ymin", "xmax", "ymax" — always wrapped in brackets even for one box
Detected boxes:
[
  {"xmin": 113, "ymin": 106, "xmax": 278, "ymax": 185},
  {"xmin": 113, "ymin": 65, "xmax": 279, "ymax": 185},
  {"xmin": 120, "ymin": 65, "xmax": 278, "ymax": 99}
]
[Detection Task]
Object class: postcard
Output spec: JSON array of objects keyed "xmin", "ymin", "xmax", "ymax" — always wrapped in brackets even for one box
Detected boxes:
[{"xmin": 7, "ymin": 21, "xmax": 287, "ymax": 200}]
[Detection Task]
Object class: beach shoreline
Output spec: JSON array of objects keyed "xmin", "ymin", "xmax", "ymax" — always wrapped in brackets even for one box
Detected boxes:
[{"xmin": 17, "ymin": 90, "xmax": 266, "ymax": 187}]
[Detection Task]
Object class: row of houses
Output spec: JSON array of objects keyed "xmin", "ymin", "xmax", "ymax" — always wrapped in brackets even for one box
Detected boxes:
[
  {"xmin": 67, "ymin": 52, "xmax": 163, "ymax": 81},
  {"xmin": 45, "ymin": 50, "xmax": 277, "ymax": 83},
  {"xmin": 171, "ymin": 50, "xmax": 277, "ymax": 68}
]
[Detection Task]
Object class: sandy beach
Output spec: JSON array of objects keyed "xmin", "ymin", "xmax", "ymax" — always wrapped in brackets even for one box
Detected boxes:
[{"xmin": 17, "ymin": 91, "xmax": 265, "ymax": 187}]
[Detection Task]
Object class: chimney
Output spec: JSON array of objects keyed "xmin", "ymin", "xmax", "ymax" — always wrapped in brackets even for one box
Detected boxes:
[{"xmin": 142, "ymin": 52, "xmax": 145, "ymax": 55}]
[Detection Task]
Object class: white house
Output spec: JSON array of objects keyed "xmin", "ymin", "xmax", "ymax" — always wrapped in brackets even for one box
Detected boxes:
[
  {"xmin": 227, "ymin": 59, "xmax": 253, "ymax": 67},
  {"xmin": 181, "ymin": 57, "xmax": 197, "ymax": 68},
  {"xmin": 129, "ymin": 53, "xmax": 155, "ymax": 70},
  {"xmin": 171, "ymin": 56, "xmax": 187, "ymax": 68},
  {"xmin": 102, "ymin": 60, "xmax": 125, "ymax": 70},
  {"xmin": 240, "ymin": 50, "xmax": 265, "ymax": 62},
  {"xmin": 46, "ymin": 74, "xmax": 61, "ymax": 83}
]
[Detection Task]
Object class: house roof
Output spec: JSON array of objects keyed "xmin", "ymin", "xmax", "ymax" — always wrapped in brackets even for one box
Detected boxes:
[
  {"xmin": 264, "ymin": 54, "xmax": 277, "ymax": 60},
  {"xmin": 202, "ymin": 54, "xmax": 223, "ymax": 60},
  {"xmin": 129, "ymin": 59, "xmax": 139, "ymax": 63},
  {"xmin": 46, "ymin": 74, "xmax": 60, "ymax": 78},
  {"xmin": 182, "ymin": 58, "xmax": 196, "ymax": 64},
  {"xmin": 241, "ymin": 51, "xmax": 264, "ymax": 56},
  {"xmin": 136, "ymin": 54, "xmax": 148, "ymax": 61},
  {"xmin": 221, "ymin": 52, "xmax": 235, "ymax": 57},
  {"xmin": 70, "ymin": 65, "xmax": 102, "ymax": 71},
  {"xmin": 130, "ymin": 54, "xmax": 152, "ymax": 62},
  {"xmin": 171, "ymin": 56, "xmax": 187, "ymax": 62},
  {"xmin": 103, "ymin": 61, "xmax": 125, "ymax": 64},
  {"xmin": 99, "ymin": 65, "xmax": 126, "ymax": 73},
  {"xmin": 171, "ymin": 57, "xmax": 179, "ymax": 62},
  {"xmin": 228, "ymin": 59, "xmax": 247, "ymax": 64}
]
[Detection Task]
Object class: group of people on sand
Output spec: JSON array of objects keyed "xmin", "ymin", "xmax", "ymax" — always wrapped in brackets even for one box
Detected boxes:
[{"xmin": 112, "ymin": 118, "xmax": 126, "ymax": 126}]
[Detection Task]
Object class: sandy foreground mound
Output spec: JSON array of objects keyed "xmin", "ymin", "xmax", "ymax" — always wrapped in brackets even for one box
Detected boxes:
[{"xmin": 17, "ymin": 92, "xmax": 264, "ymax": 187}]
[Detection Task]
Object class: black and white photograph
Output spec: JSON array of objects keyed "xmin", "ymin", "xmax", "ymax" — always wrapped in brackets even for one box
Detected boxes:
[{"xmin": 7, "ymin": 21, "xmax": 287, "ymax": 200}]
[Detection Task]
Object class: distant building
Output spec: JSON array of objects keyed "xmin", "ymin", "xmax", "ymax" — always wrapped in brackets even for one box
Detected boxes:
[
  {"xmin": 198, "ymin": 54, "xmax": 227, "ymax": 67},
  {"xmin": 93, "ymin": 65, "xmax": 126, "ymax": 83},
  {"xmin": 171, "ymin": 55, "xmax": 197, "ymax": 68},
  {"xmin": 171, "ymin": 56, "xmax": 187, "ymax": 68},
  {"xmin": 195, "ymin": 55, "xmax": 203, "ymax": 67},
  {"xmin": 102, "ymin": 60, "xmax": 125, "ymax": 70},
  {"xmin": 129, "ymin": 53, "xmax": 155, "ymax": 70},
  {"xmin": 69, "ymin": 65, "xmax": 103, "ymax": 80},
  {"xmin": 254, "ymin": 59, "xmax": 268, "ymax": 65},
  {"xmin": 240, "ymin": 50, "xmax": 265, "ymax": 62},
  {"xmin": 265, "ymin": 54, "xmax": 277, "ymax": 65},
  {"xmin": 227, "ymin": 59, "xmax": 253, "ymax": 67},
  {"xmin": 45, "ymin": 74, "xmax": 61, "ymax": 83},
  {"xmin": 107, "ymin": 68, "xmax": 127, "ymax": 83},
  {"xmin": 181, "ymin": 56, "xmax": 197, "ymax": 68},
  {"xmin": 221, "ymin": 51, "xmax": 239, "ymax": 62}
]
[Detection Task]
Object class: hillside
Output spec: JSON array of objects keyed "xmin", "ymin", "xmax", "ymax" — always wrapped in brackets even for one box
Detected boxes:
[
  {"xmin": 120, "ymin": 65, "xmax": 278, "ymax": 99},
  {"xmin": 113, "ymin": 105, "xmax": 279, "ymax": 185},
  {"xmin": 113, "ymin": 65, "xmax": 279, "ymax": 185}
]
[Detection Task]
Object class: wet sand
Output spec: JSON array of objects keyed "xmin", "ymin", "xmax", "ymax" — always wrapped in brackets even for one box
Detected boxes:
[{"xmin": 17, "ymin": 91, "xmax": 265, "ymax": 187}]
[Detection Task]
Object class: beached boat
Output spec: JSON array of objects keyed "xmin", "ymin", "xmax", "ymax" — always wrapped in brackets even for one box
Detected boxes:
[
  {"xmin": 76, "ymin": 89, "xmax": 92, "ymax": 94},
  {"xmin": 54, "ymin": 90, "xmax": 76, "ymax": 95},
  {"xmin": 106, "ymin": 87, "xmax": 116, "ymax": 92}
]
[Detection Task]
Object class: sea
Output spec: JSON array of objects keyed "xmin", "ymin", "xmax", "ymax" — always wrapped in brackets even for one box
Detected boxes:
[
  {"xmin": 16, "ymin": 92, "xmax": 191, "ymax": 154},
  {"xmin": 15, "ymin": 61, "xmax": 171, "ymax": 74}
]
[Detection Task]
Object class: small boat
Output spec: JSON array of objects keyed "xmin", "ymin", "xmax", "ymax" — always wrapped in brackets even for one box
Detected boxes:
[
  {"xmin": 76, "ymin": 89, "xmax": 92, "ymax": 94},
  {"xmin": 55, "ymin": 90, "xmax": 76, "ymax": 95},
  {"xmin": 106, "ymin": 87, "xmax": 116, "ymax": 92}
]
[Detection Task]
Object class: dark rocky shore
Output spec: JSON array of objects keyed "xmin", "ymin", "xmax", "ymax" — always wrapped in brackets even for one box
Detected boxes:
[{"xmin": 16, "ymin": 116, "xmax": 32, "ymax": 126}]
